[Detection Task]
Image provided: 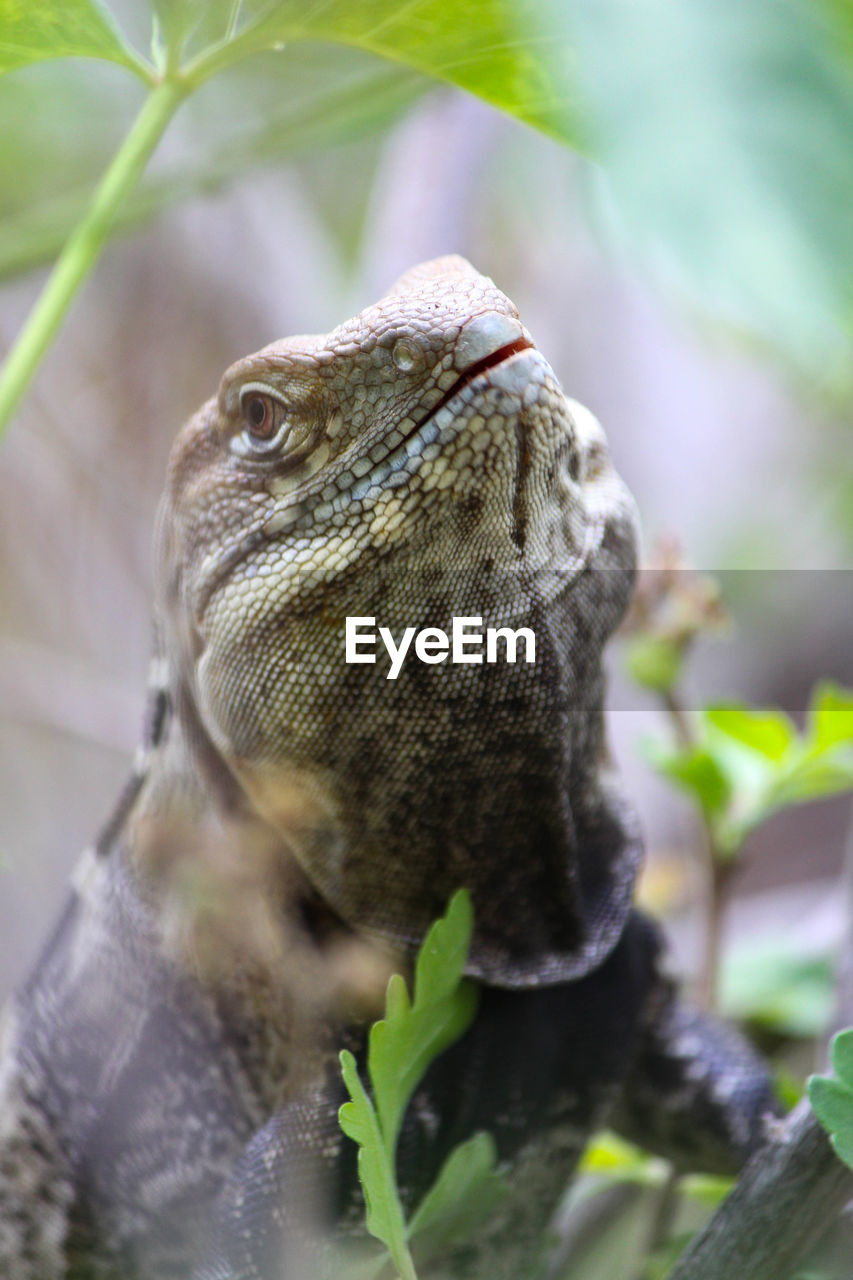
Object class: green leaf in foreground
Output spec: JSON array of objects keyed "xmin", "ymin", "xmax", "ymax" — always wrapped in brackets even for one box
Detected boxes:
[
  {"xmin": 408, "ymin": 1133, "xmax": 506, "ymax": 1255},
  {"xmin": 339, "ymin": 890, "xmax": 499, "ymax": 1278},
  {"xmin": 339, "ymin": 1050, "xmax": 415, "ymax": 1279},
  {"xmin": 369, "ymin": 889, "xmax": 478, "ymax": 1160},
  {"xmin": 0, "ymin": 0, "xmax": 149, "ymax": 77},
  {"xmin": 808, "ymin": 1029, "xmax": 853, "ymax": 1170}
]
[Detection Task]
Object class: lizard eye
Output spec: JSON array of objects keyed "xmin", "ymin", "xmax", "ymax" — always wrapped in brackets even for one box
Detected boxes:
[{"xmin": 233, "ymin": 385, "xmax": 291, "ymax": 459}]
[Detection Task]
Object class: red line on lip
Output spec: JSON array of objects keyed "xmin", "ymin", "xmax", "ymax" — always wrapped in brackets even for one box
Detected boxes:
[{"xmin": 425, "ymin": 337, "xmax": 534, "ymax": 423}]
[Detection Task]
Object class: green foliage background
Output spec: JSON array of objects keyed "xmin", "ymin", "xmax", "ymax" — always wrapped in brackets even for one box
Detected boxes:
[{"xmin": 3, "ymin": 0, "xmax": 853, "ymax": 418}]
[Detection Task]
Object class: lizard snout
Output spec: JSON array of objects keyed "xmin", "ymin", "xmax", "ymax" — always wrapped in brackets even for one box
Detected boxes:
[{"xmin": 454, "ymin": 311, "xmax": 528, "ymax": 372}]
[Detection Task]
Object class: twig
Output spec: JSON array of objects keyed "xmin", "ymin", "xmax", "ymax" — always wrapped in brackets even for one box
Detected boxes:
[
  {"xmin": 631, "ymin": 1166, "xmax": 680, "ymax": 1280},
  {"xmin": 656, "ymin": 681, "xmax": 732, "ymax": 1012},
  {"xmin": 831, "ymin": 798, "xmax": 853, "ymax": 1034},
  {"xmin": 665, "ymin": 1099, "xmax": 853, "ymax": 1280}
]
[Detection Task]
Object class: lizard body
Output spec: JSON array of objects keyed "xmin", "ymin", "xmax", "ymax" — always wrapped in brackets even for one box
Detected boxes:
[{"xmin": 0, "ymin": 257, "xmax": 774, "ymax": 1278}]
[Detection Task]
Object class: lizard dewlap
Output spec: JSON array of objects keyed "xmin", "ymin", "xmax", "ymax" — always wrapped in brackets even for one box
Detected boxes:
[
  {"xmin": 0, "ymin": 257, "xmax": 776, "ymax": 1280},
  {"xmin": 158, "ymin": 254, "xmax": 641, "ymax": 987}
]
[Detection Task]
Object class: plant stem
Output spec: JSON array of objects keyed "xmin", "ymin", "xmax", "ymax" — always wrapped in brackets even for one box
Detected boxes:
[
  {"xmin": 662, "ymin": 688, "xmax": 693, "ymax": 751},
  {"xmin": 632, "ymin": 1165, "xmax": 680, "ymax": 1280},
  {"xmin": 698, "ymin": 856, "xmax": 735, "ymax": 1012},
  {"xmin": 0, "ymin": 77, "xmax": 187, "ymax": 438},
  {"xmin": 658, "ymin": 683, "xmax": 729, "ymax": 1011}
]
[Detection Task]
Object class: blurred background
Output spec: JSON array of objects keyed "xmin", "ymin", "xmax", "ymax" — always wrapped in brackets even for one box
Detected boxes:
[{"xmin": 1, "ymin": 0, "xmax": 852, "ymax": 1057}]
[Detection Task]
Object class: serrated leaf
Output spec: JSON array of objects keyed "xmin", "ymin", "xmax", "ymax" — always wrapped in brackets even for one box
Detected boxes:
[
  {"xmin": 808, "ymin": 1073, "xmax": 853, "ymax": 1170},
  {"xmin": 0, "ymin": 0, "xmax": 146, "ymax": 76},
  {"xmin": 339, "ymin": 893, "xmax": 479, "ymax": 1280},
  {"xmin": 705, "ymin": 705, "xmax": 796, "ymax": 761},
  {"xmin": 338, "ymin": 1050, "xmax": 413, "ymax": 1275},
  {"xmin": 408, "ymin": 1133, "xmax": 506, "ymax": 1253},
  {"xmin": 807, "ymin": 682, "xmax": 853, "ymax": 753},
  {"xmin": 369, "ymin": 890, "xmax": 478, "ymax": 1160}
]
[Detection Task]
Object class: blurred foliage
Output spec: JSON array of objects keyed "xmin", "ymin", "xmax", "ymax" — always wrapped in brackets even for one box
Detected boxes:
[
  {"xmin": 720, "ymin": 935, "xmax": 834, "ymax": 1038},
  {"xmin": 0, "ymin": 0, "xmax": 580, "ymax": 282},
  {"xmin": 644, "ymin": 683, "xmax": 853, "ymax": 860},
  {"xmin": 0, "ymin": 50, "xmax": 423, "ymax": 280},
  {"xmin": 2, "ymin": 0, "xmax": 853, "ymax": 417},
  {"xmin": 569, "ymin": 0, "xmax": 853, "ymax": 396},
  {"xmin": 560, "ymin": 1134, "xmax": 732, "ymax": 1280},
  {"xmin": 0, "ymin": 0, "xmax": 584, "ymax": 430}
]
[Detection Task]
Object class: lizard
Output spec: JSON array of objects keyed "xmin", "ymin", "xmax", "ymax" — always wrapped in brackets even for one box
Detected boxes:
[{"xmin": 0, "ymin": 255, "xmax": 776, "ymax": 1279}]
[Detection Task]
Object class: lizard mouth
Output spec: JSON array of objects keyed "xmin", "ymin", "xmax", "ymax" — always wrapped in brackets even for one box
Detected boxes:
[
  {"xmin": 421, "ymin": 337, "xmax": 535, "ymax": 427},
  {"xmin": 194, "ymin": 339, "xmax": 536, "ymax": 623}
]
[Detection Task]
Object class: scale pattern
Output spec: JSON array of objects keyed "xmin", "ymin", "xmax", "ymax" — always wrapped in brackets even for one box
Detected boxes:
[{"xmin": 0, "ymin": 258, "xmax": 775, "ymax": 1278}]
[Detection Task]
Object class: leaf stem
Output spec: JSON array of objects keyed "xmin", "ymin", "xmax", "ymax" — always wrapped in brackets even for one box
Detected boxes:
[
  {"xmin": 0, "ymin": 77, "xmax": 187, "ymax": 438},
  {"xmin": 658, "ymin": 684, "xmax": 730, "ymax": 1011}
]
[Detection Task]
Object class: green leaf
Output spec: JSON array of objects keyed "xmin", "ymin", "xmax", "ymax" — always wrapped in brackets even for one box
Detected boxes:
[
  {"xmin": 578, "ymin": 1131, "xmax": 664, "ymax": 1184},
  {"xmin": 0, "ymin": 49, "xmax": 423, "ymax": 283},
  {"xmin": 0, "ymin": 0, "xmax": 147, "ymax": 77},
  {"xmin": 408, "ymin": 1133, "xmax": 506, "ymax": 1254},
  {"xmin": 624, "ymin": 634, "xmax": 684, "ymax": 694},
  {"xmin": 831, "ymin": 1027, "xmax": 853, "ymax": 1088},
  {"xmin": 644, "ymin": 741, "xmax": 732, "ymax": 818},
  {"xmin": 339, "ymin": 1049, "xmax": 415, "ymax": 1278},
  {"xmin": 809, "ymin": 1076, "xmax": 853, "ymax": 1170},
  {"xmin": 764, "ymin": 756, "xmax": 853, "ymax": 811},
  {"xmin": 809, "ymin": 1031, "xmax": 853, "ymax": 1170},
  {"xmin": 338, "ymin": 892, "xmax": 480, "ymax": 1279},
  {"xmin": 182, "ymin": 0, "xmax": 585, "ymax": 147},
  {"xmin": 705, "ymin": 705, "xmax": 796, "ymax": 761},
  {"xmin": 807, "ymin": 682, "xmax": 853, "ymax": 753},
  {"xmin": 369, "ymin": 889, "xmax": 478, "ymax": 1161}
]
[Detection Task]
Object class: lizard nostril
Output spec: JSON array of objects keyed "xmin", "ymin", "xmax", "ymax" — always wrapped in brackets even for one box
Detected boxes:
[{"xmin": 454, "ymin": 311, "xmax": 526, "ymax": 372}]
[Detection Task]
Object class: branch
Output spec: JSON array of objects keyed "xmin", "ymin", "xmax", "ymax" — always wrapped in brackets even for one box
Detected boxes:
[{"xmin": 667, "ymin": 1098, "xmax": 853, "ymax": 1280}]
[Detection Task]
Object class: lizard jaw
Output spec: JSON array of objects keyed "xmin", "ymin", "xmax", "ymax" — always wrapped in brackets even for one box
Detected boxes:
[{"xmin": 416, "ymin": 335, "xmax": 534, "ymax": 434}]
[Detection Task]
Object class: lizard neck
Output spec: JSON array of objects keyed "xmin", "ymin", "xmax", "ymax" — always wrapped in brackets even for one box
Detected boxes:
[{"xmin": 95, "ymin": 660, "xmax": 389, "ymax": 1025}]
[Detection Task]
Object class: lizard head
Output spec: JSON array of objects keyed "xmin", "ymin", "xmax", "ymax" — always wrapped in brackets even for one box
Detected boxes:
[{"xmin": 155, "ymin": 256, "xmax": 641, "ymax": 986}]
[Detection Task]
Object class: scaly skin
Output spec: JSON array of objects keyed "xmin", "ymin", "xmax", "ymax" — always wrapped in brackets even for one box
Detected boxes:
[{"xmin": 0, "ymin": 258, "xmax": 775, "ymax": 1279}]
